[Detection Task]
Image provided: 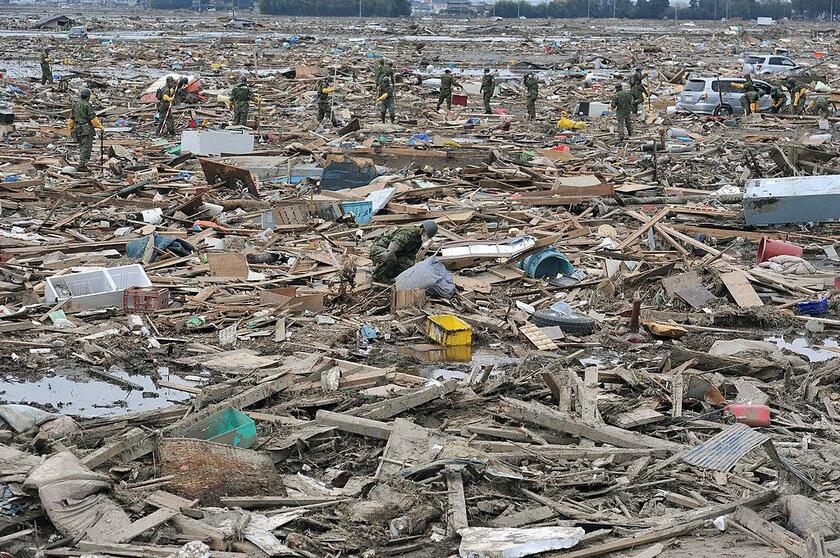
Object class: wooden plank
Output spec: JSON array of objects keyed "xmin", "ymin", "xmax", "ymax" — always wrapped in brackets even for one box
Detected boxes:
[
  {"xmin": 617, "ymin": 208, "xmax": 670, "ymax": 250},
  {"xmin": 519, "ymin": 323, "xmax": 559, "ymax": 351},
  {"xmin": 611, "ymin": 407, "xmax": 665, "ymax": 429},
  {"xmin": 315, "ymin": 410, "xmax": 393, "ymax": 440},
  {"xmin": 446, "ymin": 466, "xmax": 469, "ymax": 535},
  {"xmin": 720, "ymin": 270, "xmax": 764, "ymax": 308},
  {"xmin": 732, "ymin": 506, "xmax": 807, "ymax": 558},
  {"xmin": 145, "ymin": 490, "xmax": 198, "ymax": 511},
  {"xmin": 488, "ymin": 506, "xmax": 556, "ymax": 528},
  {"xmin": 105, "ymin": 508, "xmax": 179, "ymax": 543},
  {"xmin": 557, "ymin": 491, "xmax": 777, "ymax": 558},
  {"xmin": 218, "ymin": 496, "xmax": 343, "ymax": 508},
  {"xmin": 75, "ymin": 542, "xmax": 245, "ymax": 558},
  {"xmin": 355, "ymin": 380, "xmax": 457, "ymax": 420},
  {"xmin": 501, "ymin": 397, "xmax": 682, "ymax": 452}
]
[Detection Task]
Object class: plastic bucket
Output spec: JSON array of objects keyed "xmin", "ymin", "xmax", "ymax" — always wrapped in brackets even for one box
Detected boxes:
[
  {"xmin": 756, "ymin": 236, "xmax": 802, "ymax": 263},
  {"xmin": 518, "ymin": 248, "xmax": 575, "ymax": 279}
]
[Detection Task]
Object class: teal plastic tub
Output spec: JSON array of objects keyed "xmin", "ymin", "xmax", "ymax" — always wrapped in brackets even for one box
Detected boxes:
[
  {"xmin": 518, "ymin": 247, "xmax": 575, "ymax": 279},
  {"xmin": 181, "ymin": 407, "xmax": 256, "ymax": 448}
]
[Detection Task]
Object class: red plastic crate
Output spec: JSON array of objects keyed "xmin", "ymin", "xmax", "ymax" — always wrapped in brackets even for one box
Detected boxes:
[{"xmin": 123, "ymin": 287, "xmax": 170, "ymax": 311}]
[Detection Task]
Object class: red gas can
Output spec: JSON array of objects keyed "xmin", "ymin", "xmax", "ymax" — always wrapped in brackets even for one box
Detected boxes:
[{"xmin": 725, "ymin": 404, "xmax": 770, "ymax": 427}]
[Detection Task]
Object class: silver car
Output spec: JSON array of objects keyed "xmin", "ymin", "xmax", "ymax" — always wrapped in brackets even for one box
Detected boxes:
[
  {"xmin": 743, "ymin": 54, "xmax": 802, "ymax": 76},
  {"xmin": 676, "ymin": 77, "xmax": 773, "ymax": 116}
]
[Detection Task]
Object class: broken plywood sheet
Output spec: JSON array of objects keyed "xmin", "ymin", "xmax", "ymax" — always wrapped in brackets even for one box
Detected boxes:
[
  {"xmin": 720, "ymin": 270, "xmax": 764, "ymax": 308},
  {"xmin": 201, "ymin": 351, "xmax": 281, "ymax": 373},
  {"xmin": 458, "ymin": 526, "xmax": 585, "ymax": 558},
  {"xmin": 376, "ymin": 418, "xmax": 446, "ymax": 479}
]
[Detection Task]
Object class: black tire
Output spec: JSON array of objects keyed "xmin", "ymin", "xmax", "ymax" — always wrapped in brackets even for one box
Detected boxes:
[
  {"xmin": 714, "ymin": 104, "xmax": 733, "ymax": 117},
  {"xmin": 529, "ymin": 309, "xmax": 597, "ymax": 336}
]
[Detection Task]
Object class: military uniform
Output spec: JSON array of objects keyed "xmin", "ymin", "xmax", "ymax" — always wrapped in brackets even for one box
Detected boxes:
[
  {"xmin": 436, "ymin": 72, "xmax": 459, "ymax": 111},
  {"xmin": 40, "ymin": 51, "xmax": 53, "ymax": 85},
  {"xmin": 70, "ymin": 98, "xmax": 97, "ymax": 167},
  {"xmin": 156, "ymin": 83, "xmax": 177, "ymax": 136},
  {"xmin": 629, "ymin": 71, "xmax": 646, "ymax": 113},
  {"xmin": 370, "ymin": 226, "xmax": 422, "ymax": 283},
  {"xmin": 480, "ymin": 72, "xmax": 495, "ymax": 114},
  {"xmin": 382, "ymin": 64, "xmax": 394, "ymax": 85},
  {"xmin": 789, "ymin": 81, "xmax": 807, "ymax": 113},
  {"xmin": 378, "ymin": 80, "xmax": 395, "ymax": 124},
  {"xmin": 524, "ymin": 75, "xmax": 539, "ymax": 120},
  {"xmin": 231, "ymin": 82, "xmax": 254, "ymax": 126},
  {"xmin": 770, "ymin": 89, "xmax": 786, "ymax": 113},
  {"xmin": 316, "ymin": 80, "xmax": 333, "ymax": 123},
  {"xmin": 611, "ymin": 89, "xmax": 634, "ymax": 141},
  {"xmin": 374, "ymin": 61, "xmax": 386, "ymax": 87},
  {"xmin": 741, "ymin": 90, "xmax": 760, "ymax": 115}
]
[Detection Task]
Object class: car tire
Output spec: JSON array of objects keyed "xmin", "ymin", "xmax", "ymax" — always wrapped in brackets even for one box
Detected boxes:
[
  {"xmin": 714, "ymin": 104, "xmax": 733, "ymax": 116},
  {"xmin": 529, "ymin": 309, "xmax": 597, "ymax": 336}
]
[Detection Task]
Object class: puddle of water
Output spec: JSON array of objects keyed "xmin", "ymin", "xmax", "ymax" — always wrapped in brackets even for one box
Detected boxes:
[
  {"xmin": 765, "ymin": 336, "xmax": 839, "ymax": 363},
  {"xmin": 0, "ymin": 367, "xmax": 195, "ymax": 417},
  {"xmin": 398, "ymin": 344, "xmax": 472, "ymax": 363}
]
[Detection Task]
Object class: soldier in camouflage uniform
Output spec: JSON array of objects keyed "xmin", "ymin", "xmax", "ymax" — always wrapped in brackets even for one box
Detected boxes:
[
  {"xmin": 40, "ymin": 48, "xmax": 53, "ymax": 85},
  {"xmin": 67, "ymin": 88, "xmax": 102, "ymax": 171},
  {"xmin": 316, "ymin": 77, "xmax": 335, "ymax": 124},
  {"xmin": 231, "ymin": 74, "xmax": 255, "ymax": 127},
  {"xmin": 480, "ymin": 68, "xmax": 495, "ymax": 114},
  {"xmin": 524, "ymin": 73, "xmax": 539, "ymax": 120},
  {"xmin": 156, "ymin": 76, "xmax": 177, "ymax": 136},
  {"xmin": 610, "ymin": 83, "xmax": 634, "ymax": 141},
  {"xmin": 370, "ymin": 220, "xmax": 439, "ymax": 283},
  {"xmin": 436, "ymin": 69, "xmax": 461, "ymax": 111},
  {"xmin": 374, "ymin": 60, "xmax": 386, "ymax": 88},
  {"xmin": 378, "ymin": 77, "xmax": 396, "ymax": 124},
  {"xmin": 629, "ymin": 68, "xmax": 647, "ymax": 114}
]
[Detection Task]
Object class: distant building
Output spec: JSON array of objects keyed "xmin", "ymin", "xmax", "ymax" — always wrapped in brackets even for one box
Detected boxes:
[
  {"xmin": 442, "ymin": 0, "xmax": 476, "ymax": 15},
  {"xmin": 31, "ymin": 14, "xmax": 75, "ymax": 29}
]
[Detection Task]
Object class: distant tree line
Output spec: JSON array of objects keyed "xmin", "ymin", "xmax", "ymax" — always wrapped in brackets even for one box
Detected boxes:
[
  {"xmin": 149, "ymin": 0, "xmax": 192, "ymax": 9},
  {"xmin": 492, "ymin": 0, "xmax": 835, "ymax": 20},
  {"xmin": 257, "ymin": 0, "xmax": 410, "ymax": 16}
]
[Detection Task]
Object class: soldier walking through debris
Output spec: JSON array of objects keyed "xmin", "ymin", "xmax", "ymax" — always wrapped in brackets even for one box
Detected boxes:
[
  {"xmin": 370, "ymin": 220, "xmax": 438, "ymax": 283},
  {"xmin": 436, "ymin": 69, "xmax": 462, "ymax": 112},
  {"xmin": 378, "ymin": 77, "xmax": 396, "ymax": 124},
  {"xmin": 524, "ymin": 73, "xmax": 539, "ymax": 121},
  {"xmin": 629, "ymin": 68, "xmax": 647, "ymax": 115},
  {"xmin": 316, "ymin": 76, "xmax": 336, "ymax": 124},
  {"xmin": 480, "ymin": 68, "xmax": 495, "ymax": 114},
  {"xmin": 156, "ymin": 76, "xmax": 177, "ymax": 136},
  {"xmin": 231, "ymin": 75, "xmax": 257, "ymax": 127},
  {"xmin": 40, "ymin": 48, "xmax": 53, "ymax": 85},
  {"xmin": 67, "ymin": 88, "xmax": 102, "ymax": 172},
  {"xmin": 611, "ymin": 83, "xmax": 634, "ymax": 141}
]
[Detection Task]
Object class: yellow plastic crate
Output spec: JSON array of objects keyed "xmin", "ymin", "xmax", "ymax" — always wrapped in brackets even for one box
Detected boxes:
[{"xmin": 426, "ymin": 314, "xmax": 473, "ymax": 346}]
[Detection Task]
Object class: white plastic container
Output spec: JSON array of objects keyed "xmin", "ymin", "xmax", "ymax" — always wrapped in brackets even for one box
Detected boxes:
[
  {"xmin": 181, "ymin": 129, "xmax": 254, "ymax": 156},
  {"xmin": 45, "ymin": 264, "xmax": 152, "ymax": 310}
]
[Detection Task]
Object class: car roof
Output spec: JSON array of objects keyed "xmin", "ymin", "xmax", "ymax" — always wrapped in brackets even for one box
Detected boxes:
[{"xmin": 692, "ymin": 77, "xmax": 770, "ymax": 84}]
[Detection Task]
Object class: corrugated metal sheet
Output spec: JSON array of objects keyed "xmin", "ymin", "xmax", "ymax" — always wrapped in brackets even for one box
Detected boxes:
[{"xmin": 682, "ymin": 423, "xmax": 769, "ymax": 472}]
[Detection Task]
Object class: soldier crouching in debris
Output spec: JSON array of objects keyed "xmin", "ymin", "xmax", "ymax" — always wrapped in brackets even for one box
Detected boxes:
[{"xmin": 370, "ymin": 220, "xmax": 438, "ymax": 284}]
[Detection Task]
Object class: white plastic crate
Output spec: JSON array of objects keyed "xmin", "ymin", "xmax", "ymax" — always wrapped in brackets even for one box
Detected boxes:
[
  {"xmin": 181, "ymin": 129, "xmax": 254, "ymax": 156},
  {"xmin": 45, "ymin": 264, "xmax": 152, "ymax": 310}
]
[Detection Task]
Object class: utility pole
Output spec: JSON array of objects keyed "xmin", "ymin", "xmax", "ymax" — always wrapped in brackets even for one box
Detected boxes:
[
  {"xmin": 726, "ymin": 0, "xmax": 729, "ymax": 20},
  {"xmin": 517, "ymin": 0, "xmax": 520, "ymax": 18},
  {"xmin": 359, "ymin": 0, "xmax": 362, "ymax": 17},
  {"xmin": 587, "ymin": 0, "xmax": 590, "ymax": 20},
  {"xmin": 613, "ymin": 0, "xmax": 616, "ymax": 19},
  {"xmin": 674, "ymin": 4, "xmax": 677, "ymax": 23}
]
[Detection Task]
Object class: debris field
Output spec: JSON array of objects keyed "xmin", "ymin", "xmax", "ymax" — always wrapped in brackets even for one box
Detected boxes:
[{"xmin": 1, "ymin": 11, "xmax": 840, "ymax": 558}]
